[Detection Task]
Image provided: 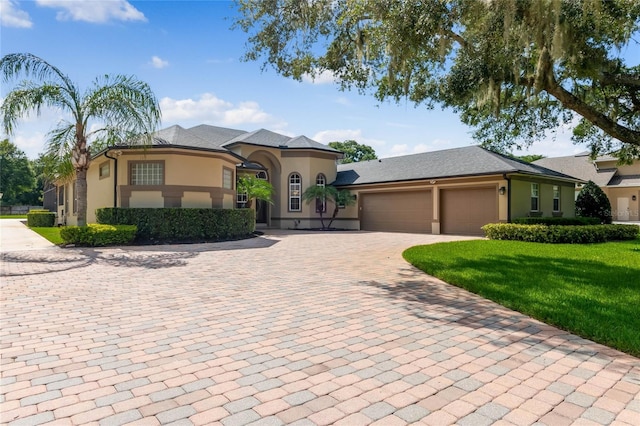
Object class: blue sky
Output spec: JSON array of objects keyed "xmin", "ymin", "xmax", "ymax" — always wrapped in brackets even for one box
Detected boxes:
[{"xmin": 0, "ymin": 0, "xmax": 633, "ymax": 160}]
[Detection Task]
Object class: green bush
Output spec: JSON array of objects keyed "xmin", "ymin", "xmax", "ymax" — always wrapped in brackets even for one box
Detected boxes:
[
  {"xmin": 27, "ymin": 210, "xmax": 55, "ymax": 227},
  {"xmin": 482, "ymin": 223, "xmax": 639, "ymax": 244},
  {"xmin": 576, "ymin": 181, "xmax": 612, "ymax": 224},
  {"xmin": 60, "ymin": 224, "xmax": 137, "ymax": 246},
  {"xmin": 96, "ymin": 208, "xmax": 255, "ymax": 243},
  {"xmin": 513, "ymin": 216, "xmax": 600, "ymax": 226}
]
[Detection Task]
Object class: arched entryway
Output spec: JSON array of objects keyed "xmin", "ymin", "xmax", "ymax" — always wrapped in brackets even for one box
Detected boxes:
[{"xmin": 245, "ymin": 150, "xmax": 282, "ymax": 227}]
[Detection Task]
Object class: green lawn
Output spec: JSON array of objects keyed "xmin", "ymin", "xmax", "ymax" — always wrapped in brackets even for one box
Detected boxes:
[
  {"xmin": 30, "ymin": 227, "xmax": 64, "ymax": 245},
  {"xmin": 0, "ymin": 214, "xmax": 27, "ymax": 219},
  {"xmin": 403, "ymin": 239, "xmax": 640, "ymax": 357}
]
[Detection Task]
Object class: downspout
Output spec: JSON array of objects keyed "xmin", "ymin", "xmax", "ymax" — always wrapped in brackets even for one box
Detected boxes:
[
  {"xmin": 104, "ymin": 150, "xmax": 118, "ymax": 208},
  {"xmin": 503, "ymin": 173, "xmax": 511, "ymax": 222}
]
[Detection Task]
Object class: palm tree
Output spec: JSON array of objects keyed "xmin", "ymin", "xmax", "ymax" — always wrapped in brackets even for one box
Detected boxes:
[
  {"xmin": 302, "ymin": 185, "xmax": 355, "ymax": 230},
  {"xmin": 0, "ymin": 53, "xmax": 161, "ymax": 226},
  {"xmin": 237, "ymin": 175, "xmax": 274, "ymax": 209}
]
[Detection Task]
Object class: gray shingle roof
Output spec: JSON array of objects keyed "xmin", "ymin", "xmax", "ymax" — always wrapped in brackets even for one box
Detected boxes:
[
  {"xmin": 187, "ymin": 124, "xmax": 246, "ymax": 147},
  {"xmin": 333, "ymin": 146, "xmax": 579, "ymax": 186},
  {"xmin": 151, "ymin": 125, "xmax": 228, "ymax": 152},
  {"xmin": 223, "ymin": 128, "xmax": 341, "ymax": 153},
  {"xmin": 533, "ymin": 153, "xmax": 616, "ymax": 186},
  {"xmin": 608, "ymin": 174, "xmax": 640, "ymax": 187}
]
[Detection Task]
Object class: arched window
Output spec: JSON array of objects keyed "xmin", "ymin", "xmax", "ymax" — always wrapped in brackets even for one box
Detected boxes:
[
  {"xmin": 289, "ymin": 173, "xmax": 302, "ymax": 211},
  {"xmin": 316, "ymin": 173, "xmax": 327, "ymax": 213}
]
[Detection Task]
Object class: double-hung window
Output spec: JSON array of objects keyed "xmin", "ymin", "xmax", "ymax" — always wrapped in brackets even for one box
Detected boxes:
[
  {"xmin": 553, "ymin": 185, "xmax": 560, "ymax": 212},
  {"xmin": 531, "ymin": 183, "xmax": 539, "ymax": 211},
  {"xmin": 289, "ymin": 173, "xmax": 301, "ymax": 211}
]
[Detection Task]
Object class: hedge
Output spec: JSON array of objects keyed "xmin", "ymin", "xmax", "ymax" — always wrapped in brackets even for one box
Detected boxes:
[
  {"xmin": 482, "ymin": 223, "xmax": 639, "ymax": 244},
  {"xmin": 60, "ymin": 224, "xmax": 137, "ymax": 246},
  {"xmin": 513, "ymin": 216, "xmax": 600, "ymax": 226},
  {"xmin": 96, "ymin": 208, "xmax": 256, "ymax": 243},
  {"xmin": 27, "ymin": 209, "xmax": 55, "ymax": 227}
]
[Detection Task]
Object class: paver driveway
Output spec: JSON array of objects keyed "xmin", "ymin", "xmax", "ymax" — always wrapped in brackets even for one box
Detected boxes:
[{"xmin": 1, "ymin": 230, "xmax": 639, "ymax": 426}]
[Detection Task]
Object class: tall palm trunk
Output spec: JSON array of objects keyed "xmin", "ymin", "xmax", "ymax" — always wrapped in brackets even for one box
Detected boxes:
[
  {"xmin": 75, "ymin": 168, "xmax": 88, "ymax": 226},
  {"xmin": 72, "ymin": 132, "xmax": 90, "ymax": 226}
]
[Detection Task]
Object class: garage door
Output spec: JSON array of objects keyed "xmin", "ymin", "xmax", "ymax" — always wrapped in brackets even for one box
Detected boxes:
[
  {"xmin": 441, "ymin": 187, "xmax": 497, "ymax": 235},
  {"xmin": 361, "ymin": 191, "xmax": 432, "ymax": 233}
]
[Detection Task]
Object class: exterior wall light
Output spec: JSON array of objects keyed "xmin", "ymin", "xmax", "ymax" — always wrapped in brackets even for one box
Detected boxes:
[
  {"xmin": 633, "ymin": 195, "xmax": 637, "ymax": 201},
  {"xmin": 499, "ymin": 186, "xmax": 506, "ymax": 195}
]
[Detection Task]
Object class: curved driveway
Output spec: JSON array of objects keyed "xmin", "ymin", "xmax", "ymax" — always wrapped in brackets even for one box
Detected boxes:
[{"xmin": 1, "ymin": 228, "xmax": 639, "ymax": 425}]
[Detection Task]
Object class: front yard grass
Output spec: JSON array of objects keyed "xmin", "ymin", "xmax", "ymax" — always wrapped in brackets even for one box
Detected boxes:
[
  {"xmin": 30, "ymin": 227, "xmax": 64, "ymax": 245},
  {"xmin": 403, "ymin": 239, "xmax": 640, "ymax": 357},
  {"xmin": 1, "ymin": 214, "xmax": 27, "ymax": 219}
]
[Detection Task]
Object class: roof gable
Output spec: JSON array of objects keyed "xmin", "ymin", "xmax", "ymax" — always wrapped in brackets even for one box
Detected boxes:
[{"xmin": 533, "ymin": 154, "xmax": 616, "ymax": 186}]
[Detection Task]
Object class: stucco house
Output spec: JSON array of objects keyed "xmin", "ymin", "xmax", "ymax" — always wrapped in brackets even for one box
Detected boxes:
[
  {"xmin": 55, "ymin": 125, "xmax": 580, "ymax": 235},
  {"xmin": 534, "ymin": 153, "xmax": 640, "ymax": 222}
]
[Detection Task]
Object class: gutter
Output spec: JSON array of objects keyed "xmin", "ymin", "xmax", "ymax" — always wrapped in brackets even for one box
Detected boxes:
[{"xmin": 104, "ymin": 150, "xmax": 119, "ymax": 208}]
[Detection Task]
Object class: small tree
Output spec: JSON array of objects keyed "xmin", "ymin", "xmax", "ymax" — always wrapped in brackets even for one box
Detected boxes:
[
  {"xmin": 576, "ymin": 181, "xmax": 612, "ymax": 224},
  {"xmin": 237, "ymin": 175, "xmax": 274, "ymax": 209},
  {"xmin": 302, "ymin": 185, "xmax": 355, "ymax": 230}
]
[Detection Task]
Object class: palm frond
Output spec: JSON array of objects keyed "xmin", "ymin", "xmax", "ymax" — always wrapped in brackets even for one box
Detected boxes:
[
  {"xmin": 84, "ymin": 74, "xmax": 161, "ymax": 145},
  {"xmin": 0, "ymin": 83, "xmax": 68, "ymax": 134},
  {"xmin": 0, "ymin": 53, "xmax": 77, "ymax": 93}
]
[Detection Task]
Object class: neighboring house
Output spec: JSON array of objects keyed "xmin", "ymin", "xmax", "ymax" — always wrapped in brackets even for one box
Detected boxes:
[
  {"xmin": 56, "ymin": 125, "xmax": 580, "ymax": 235},
  {"xmin": 534, "ymin": 153, "xmax": 640, "ymax": 221}
]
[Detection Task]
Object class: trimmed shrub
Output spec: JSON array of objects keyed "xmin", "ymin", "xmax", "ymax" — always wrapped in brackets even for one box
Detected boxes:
[
  {"xmin": 576, "ymin": 181, "xmax": 612, "ymax": 224},
  {"xmin": 513, "ymin": 216, "xmax": 600, "ymax": 226},
  {"xmin": 482, "ymin": 223, "xmax": 639, "ymax": 244},
  {"xmin": 27, "ymin": 209, "xmax": 55, "ymax": 227},
  {"xmin": 96, "ymin": 208, "xmax": 255, "ymax": 243},
  {"xmin": 60, "ymin": 224, "xmax": 137, "ymax": 246}
]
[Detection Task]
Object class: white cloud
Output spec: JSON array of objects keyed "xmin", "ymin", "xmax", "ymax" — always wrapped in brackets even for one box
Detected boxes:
[
  {"xmin": 312, "ymin": 129, "xmax": 386, "ymax": 148},
  {"xmin": 150, "ymin": 56, "xmax": 169, "ymax": 69},
  {"xmin": 160, "ymin": 93, "xmax": 285, "ymax": 129},
  {"xmin": 302, "ymin": 69, "xmax": 337, "ymax": 85},
  {"xmin": 335, "ymin": 96, "xmax": 351, "ymax": 106},
  {"xmin": 1, "ymin": 0, "xmax": 33, "ymax": 28},
  {"xmin": 36, "ymin": 0, "xmax": 146, "ymax": 23}
]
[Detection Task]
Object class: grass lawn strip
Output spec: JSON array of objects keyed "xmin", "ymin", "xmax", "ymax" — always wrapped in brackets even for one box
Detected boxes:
[
  {"xmin": 403, "ymin": 239, "xmax": 640, "ymax": 357},
  {"xmin": 30, "ymin": 227, "xmax": 64, "ymax": 245}
]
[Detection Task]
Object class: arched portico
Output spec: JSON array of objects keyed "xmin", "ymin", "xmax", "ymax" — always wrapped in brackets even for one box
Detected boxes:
[{"xmin": 245, "ymin": 150, "xmax": 282, "ymax": 227}]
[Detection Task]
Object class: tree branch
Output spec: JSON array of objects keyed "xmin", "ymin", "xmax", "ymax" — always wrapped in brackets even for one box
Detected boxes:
[{"xmin": 545, "ymin": 78, "xmax": 640, "ymax": 146}]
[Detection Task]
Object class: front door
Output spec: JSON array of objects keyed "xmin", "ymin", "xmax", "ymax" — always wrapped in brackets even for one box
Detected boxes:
[
  {"xmin": 256, "ymin": 199, "xmax": 268, "ymax": 224},
  {"xmin": 617, "ymin": 197, "xmax": 630, "ymax": 221}
]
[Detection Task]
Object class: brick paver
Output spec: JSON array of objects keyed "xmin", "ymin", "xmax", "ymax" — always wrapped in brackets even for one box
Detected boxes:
[{"xmin": 2, "ymin": 228, "xmax": 639, "ymax": 425}]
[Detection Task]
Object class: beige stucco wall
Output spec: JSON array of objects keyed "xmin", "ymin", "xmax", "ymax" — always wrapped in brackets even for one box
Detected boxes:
[
  {"xmin": 129, "ymin": 191, "xmax": 164, "ymax": 208},
  {"xmin": 88, "ymin": 149, "xmax": 239, "ymax": 210},
  {"xmin": 510, "ymin": 178, "xmax": 576, "ymax": 219},
  {"xmin": 86, "ymin": 157, "xmax": 115, "ymax": 223},
  {"xmin": 604, "ymin": 187, "xmax": 640, "ymax": 221},
  {"xmin": 235, "ymin": 145, "xmax": 342, "ymax": 228}
]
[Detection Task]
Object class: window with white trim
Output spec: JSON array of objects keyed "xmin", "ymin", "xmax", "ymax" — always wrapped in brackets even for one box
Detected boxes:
[
  {"xmin": 531, "ymin": 183, "xmax": 539, "ymax": 211},
  {"xmin": 130, "ymin": 161, "xmax": 163, "ymax": 185},
  {"xmin": 289, "ymin": 173, "xmax": 301, "ymax": 211},
  {"xmin": 553, "ymin": 185, "xmax": 560, "ymax": 211},
  {"xmin": 316, "ymin": 173, "xmax": 327, "ymax": 213}
]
